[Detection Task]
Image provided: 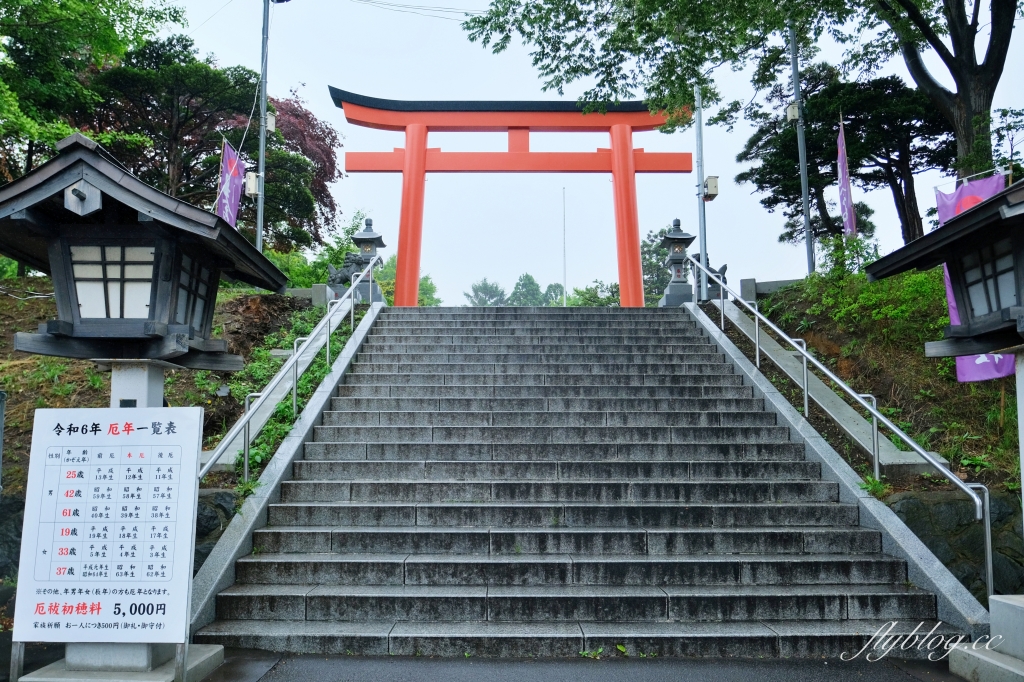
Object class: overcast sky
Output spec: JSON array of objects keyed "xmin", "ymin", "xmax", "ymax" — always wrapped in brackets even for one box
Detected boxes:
[{"xmin": 174, "ymin": 0, "xmax": 1023, "ymax": 304}]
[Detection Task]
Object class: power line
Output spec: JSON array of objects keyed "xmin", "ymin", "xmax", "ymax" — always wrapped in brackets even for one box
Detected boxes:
[
  {"xmin": 188, "ymin": 0, "xmax": 240, "ymax": 36},
  {"xmin": 350, "ymin": 0, "xmax": 482, "ymax": 21}
]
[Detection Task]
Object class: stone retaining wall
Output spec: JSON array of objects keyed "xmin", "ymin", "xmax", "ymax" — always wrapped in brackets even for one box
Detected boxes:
[
  {"xmin": 886, "ymin": 489, "xmax": 1024, "ymax": 604},
  {"xmin": 0, "ymin": 490, "xmax": 237, "ymax": 582}
]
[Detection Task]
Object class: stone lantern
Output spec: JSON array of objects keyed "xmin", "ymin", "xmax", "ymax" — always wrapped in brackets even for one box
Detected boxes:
[
  {"xmin": 325, "ymin": 218, "xmax": 386, "ymax": 304},
  {"xmin": 352, "ymin": 218, "xmax": 386, "ymax": 262},
  {"xmin": 658, "ymin": 218, "xmax": 696, "ymax": 307},
  {"xmin": 0, "ymin": 133, "xmax": 286, "ymax": 406}
]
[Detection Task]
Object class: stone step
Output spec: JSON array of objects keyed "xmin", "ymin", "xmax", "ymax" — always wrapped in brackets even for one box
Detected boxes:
[
  {"xmin": 253, "ymin": 526, "xmax": 880, "ymax": 555},
  {"xmin": 290, "ymin": 459, "xmax": 820, "ymax": 481},
  {"xmin": 320, "ymin": 410, "xmax": 778, "ymax": 428},
  {"xmin": 336, "ymin": 384, "xmax": 754, "ymax": 398},
  {"xmin": 328, "ymin": 397, "xmax": 767, "ymax": 412},
  {"xmin": 356, "ymin": 352, "xmax": 727, "ymax": 364},
  {"xmin": 194, "ymin": 618, "xmax": 959, "ymax": 658},
  {"xmin": 311, "ymin": 425, "xmax": 792, "ymax": 444},
  {"xmin": 278, "ymin": 480, "xmax": 838, "ymax": 504},
  {"xmin": 371, "ymin": 320, "xmax": 698, "ymax": 330},
  {"xmin": 363, "ymin": 333, "xmax": 709, "ymax": 344},
  {"xmin": 360, "ymin": 343, "xmax": 720, "ymax": 354},
  {"xmin": 342, "ymin": 373, "xmax": 744, "ymax": 387},
  {"xmin": 215, "ymin": 583, "xmax": 935, "ymax": 622},
  {"xmin": 302, "ymin": 442, "xmax": 807, "ymax": 462},
  {"xmin": 266, "ymin": 502, "xmax": 858, "ymax": 528},
  {"xmin": 349, "ymin": 362, "xmax": 735, "ymax": 376},
  {"xmin": 381, "ymin": 310, "xmax": 689, "ymax": 318},
  {"xmin": 232, "ymin": 552, "xmax": 904, "ymax": 586}
]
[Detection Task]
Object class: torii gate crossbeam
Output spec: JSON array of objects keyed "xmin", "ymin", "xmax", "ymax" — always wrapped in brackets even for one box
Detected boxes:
[{"xmin": 330, "ymin": 87, "xmax": 693, "ymax": 307}]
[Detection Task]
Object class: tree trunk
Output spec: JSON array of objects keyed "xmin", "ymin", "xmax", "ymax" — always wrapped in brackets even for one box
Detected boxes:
[
  {"xmin": 812, "ymin": 185, "xmax": 836, "ymax": 237},
  {"xmin": 23, "ymin": 140, "xmax": 34, "ymax": 176},
  {"xmin": 882, "ymin": 165, "xmax": 912, "ymax": 242},
  {"xmin": 899, "ymin": 154, "xmax": 925, "ymax": 243},
  {"xmin": 895, "ymin": 0, "xmax": 1016, "ymax": 177},
  {"xmin": 17, "ymin": 262, "xmax": 26, "ymax": 277}
]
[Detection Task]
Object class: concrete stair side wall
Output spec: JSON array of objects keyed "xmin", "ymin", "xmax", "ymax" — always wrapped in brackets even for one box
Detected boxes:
[{"xmin": 685, "ymin": 302, "xmax": 989, "ymax": 639}]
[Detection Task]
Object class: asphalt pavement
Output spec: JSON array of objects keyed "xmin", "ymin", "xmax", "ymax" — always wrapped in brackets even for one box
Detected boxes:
[{"xmin": 205, "ymin": 648, "xmax": 963, "ymax": 682}]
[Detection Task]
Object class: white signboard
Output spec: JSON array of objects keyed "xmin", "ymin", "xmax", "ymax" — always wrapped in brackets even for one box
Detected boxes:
[{"xmin": 13, "ymin": 407, "xmax": 203, "ymax": 643}]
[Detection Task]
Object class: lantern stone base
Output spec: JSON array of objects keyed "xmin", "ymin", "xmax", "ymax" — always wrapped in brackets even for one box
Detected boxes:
[
  {"xmin": 20, "ymin": 644, "xmax": 223, "ymax": 682},
  {"xmin": 327, "ymin": 281, "xmax": 384, "ymax": 306},
  {"xmin": 657, "ymin": 283, "xmax": 693, "ymax": 307}
]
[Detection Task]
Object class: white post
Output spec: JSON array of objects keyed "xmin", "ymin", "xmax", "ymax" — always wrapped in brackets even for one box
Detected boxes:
[
  {"xmin": 61, "ymin": 361, "xmax": 174, "ymax": 675},
  {"xmin": 789, "ymin": 22, "xmax": 814, "ymax": 274},
  {"xmin": 256, "ymin": 0, "xmax": 270, "ymax": 253},
  {"xmin": 694, "ymin": 84, "xmax": 708, "ymax": 301},
  {"xmin": 109, "ymin": 361, "xmax": 165, "ymax": 408},
  {"xmin": 1016, "ymin": 355, "xmax": 1024, "ymax": 520}
]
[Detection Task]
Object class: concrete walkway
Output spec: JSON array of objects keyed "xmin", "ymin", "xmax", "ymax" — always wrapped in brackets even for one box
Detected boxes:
[{"xmin": 205, "ymin": 648, "xmax": 962, "ymax": 682}]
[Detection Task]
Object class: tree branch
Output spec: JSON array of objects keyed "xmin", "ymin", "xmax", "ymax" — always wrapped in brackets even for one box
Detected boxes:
[
  {"xmin": 981, "ymin": 0, "xmax": 1017, "ymax": 81},
  {"xmin": 887, "ymin": 0, "xmax": 961, "ymax": 76},
  {"xmin": 900, "ymin": 42, "xmax": 957, "ymax": 120}
]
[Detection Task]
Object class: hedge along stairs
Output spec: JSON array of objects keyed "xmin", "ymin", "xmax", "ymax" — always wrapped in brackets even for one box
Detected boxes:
[{"xmin": 194, "ymin": 306, "xmax": 973, "ymax": 657}]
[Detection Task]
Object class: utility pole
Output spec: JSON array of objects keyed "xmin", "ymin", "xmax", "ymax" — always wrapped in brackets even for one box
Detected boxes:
[
  {"xmin": 694, "ymin": 84, "xmax": 708, "ymax": 301},
  {"xmin": 562, "ymin": 187, "xmax": 567, "ymax": 307},
  {"xmin": 789, "ymin": 22, "xmax": 814, "ymax": 274},
  {"xmin": 256, "ymin": 0, "xmax": 271, "ymax": 253}
]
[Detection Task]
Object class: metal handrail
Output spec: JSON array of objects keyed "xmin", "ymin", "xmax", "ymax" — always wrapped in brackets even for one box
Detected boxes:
[
  {"xmin": 198, "ymin": 256, "xmax": 382, "ymax": 481},
  {"xmin": 687, "ymin": 254, "xmax": 994, "ymax": 597},
  {"xmin": 687, "ymin": 255, "xmax": 982, "ymax": 517}
]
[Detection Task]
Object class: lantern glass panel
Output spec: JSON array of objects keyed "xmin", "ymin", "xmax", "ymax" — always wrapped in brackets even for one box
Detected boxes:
[
  {"xmin": 962, "ymin": 238, "xmax": 1017, "ymax": 317},
  {"xmin": 175, "ymin": 254, "xmax": 213, "ymax": 335},
  {"xmin": 70, "ymin": 243, "xmax": 155, "ymax": 319}
]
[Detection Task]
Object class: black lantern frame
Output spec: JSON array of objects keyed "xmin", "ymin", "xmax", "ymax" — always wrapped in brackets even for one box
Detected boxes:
[{"xmin": 0, "ymin": 134, "xmax": 286, "ymax": 369}]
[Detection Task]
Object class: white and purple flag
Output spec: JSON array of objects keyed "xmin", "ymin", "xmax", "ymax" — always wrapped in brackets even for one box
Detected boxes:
[
  {"xmin": 936, "ymin": 174, "xmax": 1010, "ymax": 382},
  {"xmin": 215, "ymin": 139, "xmax": 245, "ymax": 228},
  {"xmin": 935, "ymin": 173, "xmax": 1005, "ymax": 226},
  {"xmin": 837, "ymin": 120, "xmax": 856, "ymax": 236}
]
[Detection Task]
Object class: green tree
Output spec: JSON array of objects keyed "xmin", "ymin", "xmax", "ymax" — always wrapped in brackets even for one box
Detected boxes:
[
  {"xmin": 566, "ymin": 280, "xmax": 619, "ymax": 307},
  {"xmin": 465, "ymin": 0, "xmax": 1017, "ymax": 175},
  {"xmin": 507, "ymin": 273, "xmax": 545, "ymax": 306},
  {"xmin": 86, "ymin": 36, "xmax": 343, "ymax": 251},
  {"xmin": 543, "ymin": 283, "xmax": 565, "ymax": 306},
  {"xmin": 737, "ymin": 70, "xmax": 949, "ymax": 245},
  {"xmin": 640, "ymin": 226, "xmax": 680, "ymax": 306},
  {"xmin": 0, "ymin": 0, "xmax": 180, "ymax": 179},
  {"xmin": 371, "ymin": 254, "xmax": 442, "ymax": 307},
  {"xmin": 993, "ymin": 108, "xmax": 1024, "ymax": 184},
  {"xmin": 464, "ymin": 278, "xmax": 508, "ymax": 306},
  {"xmin": 812, "ymin": 76, "xmax": 953, "ymax": 244}
]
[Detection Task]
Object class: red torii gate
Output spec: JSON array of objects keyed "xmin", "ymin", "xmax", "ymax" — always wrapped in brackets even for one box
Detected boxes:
[{"xmin": 330, "ymin": 87, "xmax": 693, "ymax": 307}]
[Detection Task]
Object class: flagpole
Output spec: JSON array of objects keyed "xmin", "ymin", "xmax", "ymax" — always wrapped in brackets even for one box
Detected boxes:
[
  {"xmin": 256, "ymin": 0, "xmax": 270, "ymax": 253},
  {"xmin": 789, "ymin": 22, "xmax": 814, "ymax": 274}
]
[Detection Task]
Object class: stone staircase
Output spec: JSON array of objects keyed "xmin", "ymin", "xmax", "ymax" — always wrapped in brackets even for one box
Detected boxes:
[{"xmin": 195, "ymin": 307, "xmax": 951, "ymax": 657}]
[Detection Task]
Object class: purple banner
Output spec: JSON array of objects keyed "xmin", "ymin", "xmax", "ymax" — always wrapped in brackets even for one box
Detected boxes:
[
  {"xmin": 215, "ymin": 139, "xmax": 245, "ymax": 228},
  {"xmin": 935, "ymin": 173, "xmax": 1005, "ymax": 226},
  {"xmin": 837, "ymin": 122, "xmax": 856, "ymax": 236},
  {"xmin": 937, "ymin": 174, "xmax": 1011, "ymax": 382}
]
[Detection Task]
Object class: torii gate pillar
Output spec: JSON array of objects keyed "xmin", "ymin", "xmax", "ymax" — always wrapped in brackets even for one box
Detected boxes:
[
  {"xmin": 396, "ymin": 123, "xmax": 428, "ymax": 308},
  {"xmin": 331, "ymin": 88, "xmax": 692, "ymax": 307}
]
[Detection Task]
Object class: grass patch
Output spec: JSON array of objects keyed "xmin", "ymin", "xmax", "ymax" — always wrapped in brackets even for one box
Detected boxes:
[{"xmin": 228, "ymin": 304, "xmax": 369, "ymax": 482}]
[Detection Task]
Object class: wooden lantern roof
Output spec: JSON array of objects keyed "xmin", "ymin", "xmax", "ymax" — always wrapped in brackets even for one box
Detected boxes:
[{"xmin": 0, "ymin": 133, "xmax": 286, "ymax": 293}]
